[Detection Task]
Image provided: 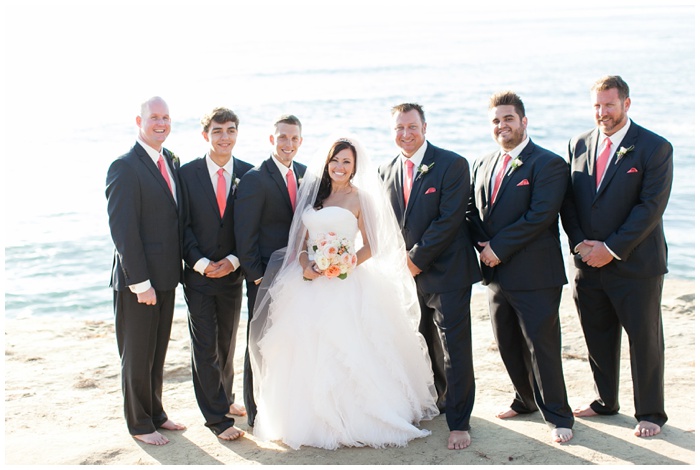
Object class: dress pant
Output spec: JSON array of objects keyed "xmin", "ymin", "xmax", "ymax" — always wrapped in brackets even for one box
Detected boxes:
[
  {"xmin": 114, "ymin": 288, "xmax": 175, "ymax": 436},
  {"xmin": 185, "ymin": 278, "xmax": 243, "ymax": 435},
  {"xmin": 243, "ymin": 280, "xmax": 260, "ymax": 427},
  {"xmin": 573, "ymin": 270, "xmax": 667, "ymax": 426},
  {"xmin": 488, "ymin": 284, "xmax": 574, "ymax": 429},
  {"xmin": 417, "ymin": 286, "xmax": 475, "ymax": 431}
]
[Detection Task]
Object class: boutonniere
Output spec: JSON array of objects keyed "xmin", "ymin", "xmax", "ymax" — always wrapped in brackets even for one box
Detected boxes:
[
  {"xmin": 416, "ymin": 162, "xmax": 434, "ymax": 180},
  {"xmin": 230, "ymin": 173, "xmax": 240, "ymax": 195},
  {"xmin": 165, "ymin": 149, "xmax": 179, "ymax": 166},
  {"xmin": 507, "ymin": 157, "xmax": 523, "ymax": 175},
  {"xmin": 298, "ymin": 177, "xmax": 303, "ymax": 186},
  {"xmin": 615, "ymin": 145, "xmax": 634, "ymax": 164}
]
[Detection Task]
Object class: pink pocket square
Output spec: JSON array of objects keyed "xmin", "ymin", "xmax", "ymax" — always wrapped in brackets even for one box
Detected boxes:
[
  {"xmin": 516, "ymin": 179, "xmax": 530, "ymax": 186},
  {"xmin": 424, "ymin": 187, "xmax": 437, "ymax": 194},
  {"xmin": 627, "ymin": 167, "xmax": 639, "ymax": 173}
]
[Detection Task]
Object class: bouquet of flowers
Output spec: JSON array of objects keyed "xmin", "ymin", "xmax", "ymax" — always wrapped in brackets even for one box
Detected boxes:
[{"xmin": 309, "ymin": 232, "xmax": 357, "ymax": 279}]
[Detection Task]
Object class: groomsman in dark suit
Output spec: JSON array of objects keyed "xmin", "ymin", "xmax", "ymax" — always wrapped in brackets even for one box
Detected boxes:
[
  {"xmin": 379, "ymin": 103, "xmax": 481, "ymax": 450},
  {"xmin": 561, "ymin": 75, "xmax": 672, "ymax": 438},
  {"xmin": 180, "ymin": 107, "xmax": 254, "ymax": 440},
  {"xmin": 466, "ymin": 91, "xmax": 574, "ymax": 443},
  {"xmin": 234, "ymin": 115, "xmax": 307, "ymax": 428},
  {"xmin": 106, "ymin": 96, "xmax": 186, "ymax": 446}
]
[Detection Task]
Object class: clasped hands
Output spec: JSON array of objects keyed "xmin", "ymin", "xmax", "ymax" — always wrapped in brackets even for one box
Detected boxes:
[
  {"xmin": 204, "ymin": 259, "xmax": 236, "ymax": 278},
  {"xmin": 576, "ymin": 240, "xmax": 613, "ymax": 268},
  {"xmin": 478, "ymin": 241, "xmax": 501, "ymax": 268}
]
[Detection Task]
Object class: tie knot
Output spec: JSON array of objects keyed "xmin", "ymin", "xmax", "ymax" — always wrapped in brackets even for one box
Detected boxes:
[
  {"xmin": 406, "ymin": 159, "xmax": 414, "ymax": 168},
  {"xmin": 604, "ymin": 137, "xmax": 612, "ymax": 148},
  {"xmin": 217, "ymin": 168, "xmax": 224, "ymax": 176},
  {"xmin": 503, "ymin": 153, "xmax": 512, "ymax": 163}
]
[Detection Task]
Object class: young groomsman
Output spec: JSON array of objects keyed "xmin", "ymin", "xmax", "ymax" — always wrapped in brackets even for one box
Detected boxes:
[
  {"xmin": 180, "ymin": 107, "xmax": 253, "ymax": 440},
  {"xmin": 234, "ymin": 115, "xmax": 307, "ymax": 428}
]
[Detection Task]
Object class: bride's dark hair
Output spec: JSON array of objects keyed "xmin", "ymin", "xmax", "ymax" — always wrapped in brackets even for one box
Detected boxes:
[{"xmin": 313, "ymin": 139, "xmax": 357, "ymax": 209}]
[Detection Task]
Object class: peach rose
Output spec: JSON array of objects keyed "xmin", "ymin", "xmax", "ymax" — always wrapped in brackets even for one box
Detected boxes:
[{"xmin": 324, "ymin": 265, "xmax": 341, "ymax": 278}]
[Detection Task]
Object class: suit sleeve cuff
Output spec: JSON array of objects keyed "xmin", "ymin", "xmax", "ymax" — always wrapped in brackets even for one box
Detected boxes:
[
  {"xmin": 128, "ymin": 280, "xmax": 152, "ymax": 294},
  {"xmin": 604, "ymin": 243, "xmax": 621, "ymax": 260}
]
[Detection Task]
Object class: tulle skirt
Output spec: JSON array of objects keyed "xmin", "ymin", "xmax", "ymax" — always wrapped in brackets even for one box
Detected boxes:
[{"xmin": 254, "ymin": 260, "xmax": 438, "ymax": 450}]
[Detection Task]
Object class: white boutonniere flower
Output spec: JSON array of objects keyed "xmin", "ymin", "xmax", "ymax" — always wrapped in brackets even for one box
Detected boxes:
[
  {"xmin": 615, "ymin": 145, "xmax": 634, "ymax": 164},
  {"xmin": 166, "ymin": 150, "xmax": 179, "ymax": 166},
  {"xmin": 507, "ymin": 157, "xmax": 523, "ymax": 175},
  {"xmin": 416, "ymin": 162, "xmax": 435, "ymax": 180}
]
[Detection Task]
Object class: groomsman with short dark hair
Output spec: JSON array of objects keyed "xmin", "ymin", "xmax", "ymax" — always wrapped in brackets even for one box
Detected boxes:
[
  {"xmin": 180, "ymin": 107, "xmax": 253, "ymax": 440},
  {"xmin": 466, "ymin": 91, "xmax": 574, "ymax": 444}
]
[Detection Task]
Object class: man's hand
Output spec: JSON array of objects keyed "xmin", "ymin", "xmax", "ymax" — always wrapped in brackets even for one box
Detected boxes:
[
  {"xmin": 478, "ymin": 241, "xmax": 501, "ymax": 267},
  {"xmin": 204, "ymin": 259, "xmax": 235, "ymax": 278},
  {"xmin": 136, "ymin": 287, "xmax": 157, "ymax": 305},
  {"xmin": 407, "ymin": 254, "xmax": 422, "ymax": 277},
  {"xmin": 580, "ymin": 240, "xmax": 614, "ymax": 268}
]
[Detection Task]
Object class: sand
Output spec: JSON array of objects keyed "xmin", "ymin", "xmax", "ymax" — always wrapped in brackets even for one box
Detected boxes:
[{"xmin": 4, "ymin": 279, "xmax": 695, "ymax": 465}]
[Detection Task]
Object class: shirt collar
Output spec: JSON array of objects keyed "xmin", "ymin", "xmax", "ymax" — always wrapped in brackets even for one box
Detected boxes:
[
  {"xmin": 271, "ymin": 154, "xmax": 294, "ymax": 179},
  {"xmin": 136, "ymin": 137, "xmax": 162, "ymax": 165},
  {"xmin": 400, "ymin": 139, "xmax": 428, "ymax": 168},
  {"xmin": 205, "ymin": 154, "xmax": 234, "ymax": 177}
]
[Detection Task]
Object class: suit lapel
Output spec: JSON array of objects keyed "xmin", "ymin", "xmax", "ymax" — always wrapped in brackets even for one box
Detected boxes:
[
  {"xmin": 596, "ymin": 122, "xmax": 639, "ymax": 198},
  {"xmin": 585, "ymin": 131, "xmax": 599, "ymax": 198},
  {"xmin": 194, "ymin": 157, "xmax": 222, "ymax": 218},
  {"xmin": 137, "ymin": 145, "xmax": 177, "ymax": 208},
  {"xmin": 264, "ymin": 157, "xmax": 293, "ymax": 212},
  {"xmin": 484, "ymin": 151, "xmax": 502, "ymax": 214},
  {"xmin": 386, "ymin": 156, "xmax": 405, "ymax": 222},
  {"xmin": 405, "ymin": 145, "xmax": 435, "ymax": 216}
]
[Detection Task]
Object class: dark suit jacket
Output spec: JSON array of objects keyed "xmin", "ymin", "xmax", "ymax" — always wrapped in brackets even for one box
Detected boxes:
[
  {"xmin": 180, "ymin": 155, "xmax": 254, "ymax": 294},
  {"xmin": 466, "ymin": 139, "xmax": 568, "ymax": 290},
  {"xmin": 560, "ymin": 120, "xmax": 673, "ymax": 279},
  {"xmin": 234, "ymin": 156, "xmax": 307, "ymax": 282},
  {"xmin": 379, "ymin": 141, "xmax": 481, "ymax": 293},
  {"xmin": 106, "ymin": 143, "xmax": 183, "ymax": 291}
]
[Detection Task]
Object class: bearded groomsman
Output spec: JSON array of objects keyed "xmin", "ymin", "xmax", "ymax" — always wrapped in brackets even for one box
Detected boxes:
[
  {"xmin": 379, "ymin": 103, "xmax": 481, "ymax": 450},
  {"xmin": 466, "ymin": 91, "xmax": 573, "ymax": 444},
  {"xmin": 106, "ymin": 96, "xmax": 186, "ymax": 446},
  {"xmin": 180, "ymin": 107, "xmax": 253, "ymax": 440},
  {"xmin": 561, "ymin": 75, "xmax": 672, "ymax": 438}
]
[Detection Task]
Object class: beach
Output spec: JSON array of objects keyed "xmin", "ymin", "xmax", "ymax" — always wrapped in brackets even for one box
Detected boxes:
[{"xmin": 4, "ymin": 278, "xmax": 694, "ymax": 465}]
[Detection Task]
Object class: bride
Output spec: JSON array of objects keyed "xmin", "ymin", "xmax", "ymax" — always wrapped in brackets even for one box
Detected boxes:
[{"xmin": 249, "ymin": 136, "xmax": 439, "ymax": 450}]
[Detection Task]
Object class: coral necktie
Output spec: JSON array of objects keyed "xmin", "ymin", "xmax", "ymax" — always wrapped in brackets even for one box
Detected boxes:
[
  {"xmin": 596, "ymin": 137, "xmax": 613, "ymax": 188},
  {"xmin": 286, "ymin": 169, "xmax": 297, "ymax": 210},
  {"xmin": 157, "ymin": 153, "xmax": 173, "ymax": 195},
  {"xmin": 216, "ymin": 168, "xmax": 227, "ymax": 217},
  {"xmin": 491, "ymin": 153, "xmax": 511, "ymax": 204},
  {"xmin": 403, "ymin": 159, "xmax": 414, "ymax": 206}
]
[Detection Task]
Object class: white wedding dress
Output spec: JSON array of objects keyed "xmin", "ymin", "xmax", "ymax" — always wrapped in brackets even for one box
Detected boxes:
[{"xmin": 254, "ymin": 206, "xmax": 438, "ymax": 450}]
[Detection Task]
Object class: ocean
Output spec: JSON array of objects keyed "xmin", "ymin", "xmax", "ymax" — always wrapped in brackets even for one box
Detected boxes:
[{"xmin": 3, "ymin": 3, "xmax": 694, "ymax": 320}]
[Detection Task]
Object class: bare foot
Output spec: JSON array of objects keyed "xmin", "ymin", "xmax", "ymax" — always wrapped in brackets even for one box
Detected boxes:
[
  {"xmin": 228, "ymin": 403, "xmax": 247, "ymax": 416},
  {"xmin": 552, "ymin": 427, "xmax": 573, "ymax": 443},
  {"xmin": 218, "ymin": 425, "xmax": 245, "ymax": 441},
  {"xmin": 496, "ymin": 408, "xmax": 519, "ymax": 419},
  {"xmin": 160, "ymin": 419, "xmax": 186, "ymax": 431},
  {"xmin": 447, "ymin": 430, "xmax": 471, "ymax": 450},
  {"xmin": 134, "ymin": 431, "xmax": 169, "ymax": 446},
  {"xmin": 573, "ymin": 405, "xmax": 598, "ymax": 417},
  {"xmin": 634, "ymin": 421, "xmax": 661, "ymax": 438}
]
